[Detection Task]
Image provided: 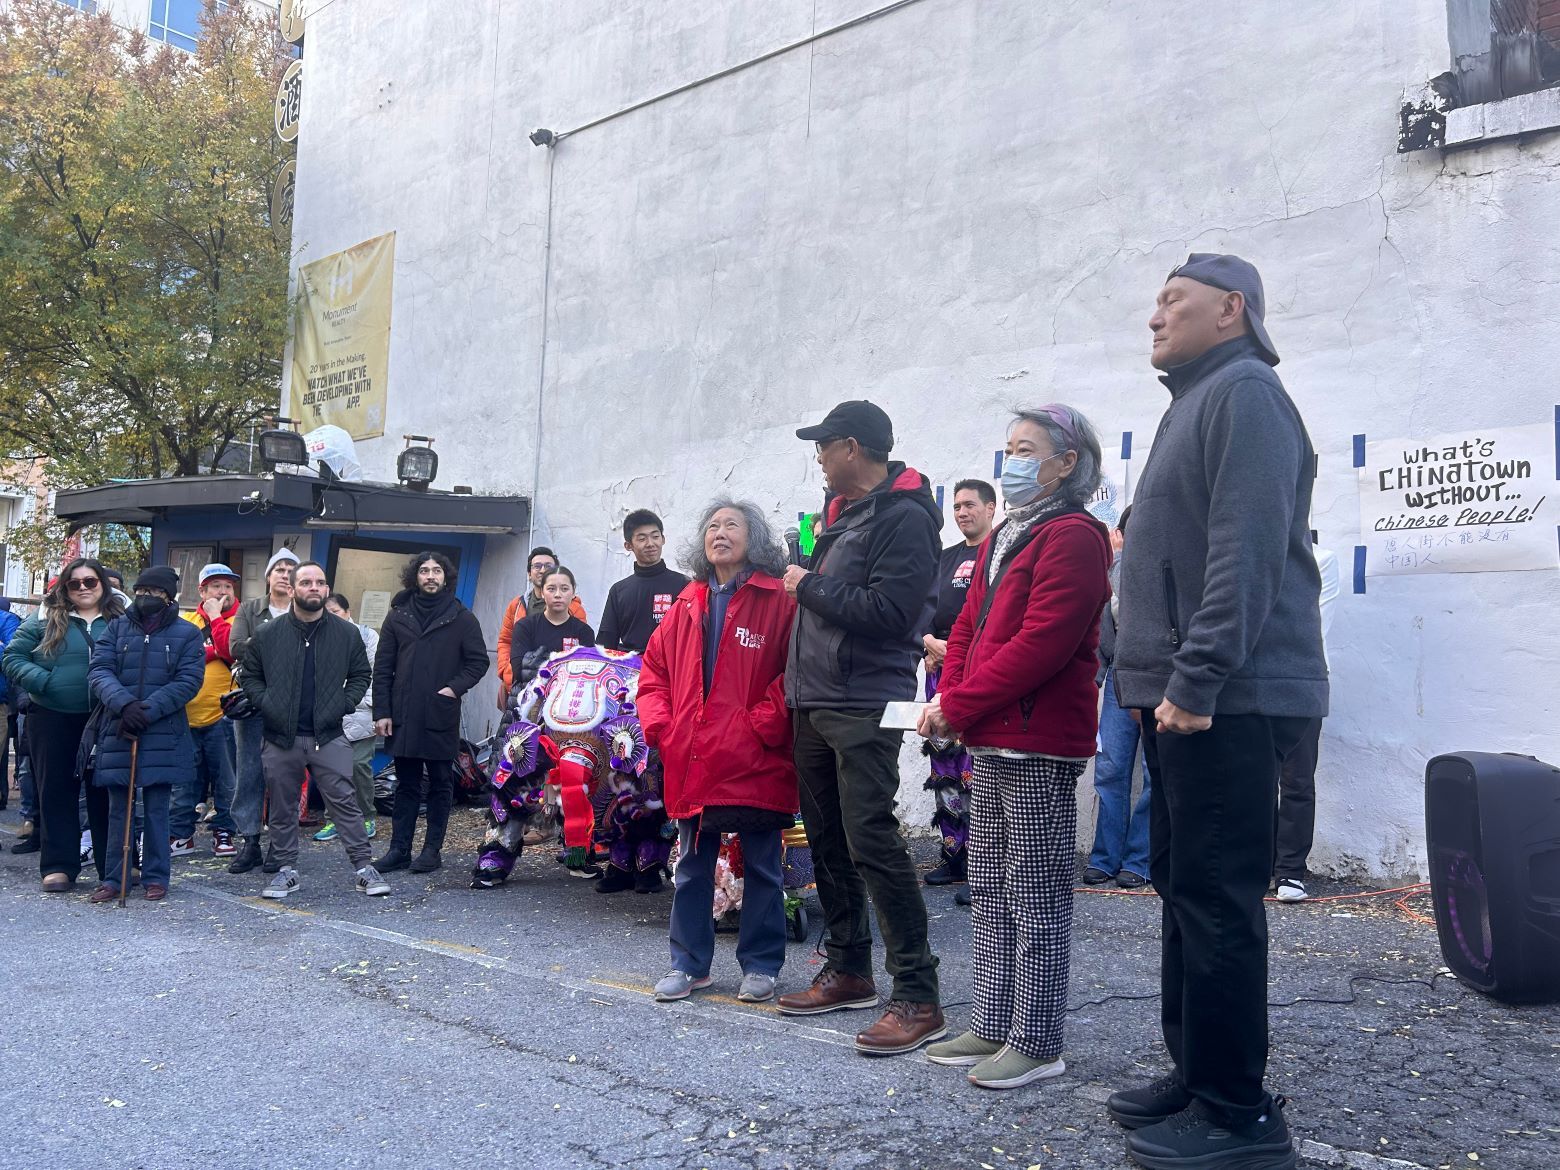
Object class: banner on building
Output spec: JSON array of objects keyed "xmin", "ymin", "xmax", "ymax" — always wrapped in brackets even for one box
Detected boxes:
[
  {"xmin": 1357, "ymin": 423, "xmax": 1558, "ymax": 577},
  {"xmin": 288, "ymin": 232, "xmax": 395, "ymax": 440}
]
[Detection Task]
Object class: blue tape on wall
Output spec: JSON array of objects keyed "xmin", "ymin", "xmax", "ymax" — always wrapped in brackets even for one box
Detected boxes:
[
  {"xmin": 935, "ymin": 485, "xmax": 944, "ymax": 510},
  {"xmin": 1353, "ymin": 546, "xmax": 1367, "ymax": 594},
  {"xmin": 993, "ymin": 450, "xmax": 1003, "ymax": 477},
  {"xmin": 1121, "ymin": 431, "xmax": 1133, "ymax": 460},
  {"xmin": 1352, "ymin": 434, "xmax": 1366, "ymax": 468},
  {"xmin": 1553, "ymin": 404, "xmax": 1559, "ymax": 479}
]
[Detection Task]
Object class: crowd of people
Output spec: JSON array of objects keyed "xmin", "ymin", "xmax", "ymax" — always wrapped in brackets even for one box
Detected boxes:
[{"xmin": 0, "ymin": 254, "xmax": 1329, "ymax": 1170}]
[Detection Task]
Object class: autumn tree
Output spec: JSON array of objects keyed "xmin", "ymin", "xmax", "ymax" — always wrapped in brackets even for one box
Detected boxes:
[{"xmin": 0, "ymin": 0, "xmax": 293, "ymax": 491}]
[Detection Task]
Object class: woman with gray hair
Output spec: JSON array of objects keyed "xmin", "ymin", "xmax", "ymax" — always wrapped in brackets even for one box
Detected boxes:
[
  {"xmin": 637, "ymin": 500, "xmax": 800, "ymax": 1005},
  {"xmin": 918, "ymin": 404, "xmax": 1112, "ymax": 1089}
]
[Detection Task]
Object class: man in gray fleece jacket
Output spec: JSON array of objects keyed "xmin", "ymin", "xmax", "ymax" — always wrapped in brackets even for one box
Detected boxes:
[{"xmin": 1107, "ymin": 254, "xmax": 1327, "ymax": 1170}]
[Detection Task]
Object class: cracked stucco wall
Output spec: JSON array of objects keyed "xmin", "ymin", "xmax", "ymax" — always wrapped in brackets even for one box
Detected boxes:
[{"xmin": 288, "ymin": 0, "xmax": 1560, "ymax": 878}]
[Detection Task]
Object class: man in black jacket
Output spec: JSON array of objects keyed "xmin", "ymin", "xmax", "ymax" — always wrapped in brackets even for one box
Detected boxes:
[
  {"xmin": 241, "ymin": 562, "xmax": 384, "ymax": 900},
  {"xmin": 596, "ymin": 509, "xmax": 688, "ymax": 653},
  {"xmin": 775, "ymin": 400, "xmax": 945, "ymax": 1057},
  {"xmin": 371, "ymin": 551, "xmax": 488, "ymax": 875}
]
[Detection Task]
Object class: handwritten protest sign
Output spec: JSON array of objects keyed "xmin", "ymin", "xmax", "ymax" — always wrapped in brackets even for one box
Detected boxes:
[{"xmin": 1358, "ymin": 423, "xmax": 1558, "ymax": 576}]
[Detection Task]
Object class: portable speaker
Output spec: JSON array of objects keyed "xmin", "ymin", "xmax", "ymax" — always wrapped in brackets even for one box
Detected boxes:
[{"xmin": 1424, "ymin": 751, "xmax": 1560, "ymax": 1003}]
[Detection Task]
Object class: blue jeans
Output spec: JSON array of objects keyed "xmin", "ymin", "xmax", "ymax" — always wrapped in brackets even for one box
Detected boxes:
[
  {"xmin": 669, "ymin": 822, "xmax": 786, "ymax": 979},
  {"xmin": 231, "ymin": 715, "xmax": 266, "ymax": 837},
  {"xmin": 1088, "ymin": 668, "xmax": 1151, "ymax": 878},
  {"xmin": 171, "ymin": 721, "xmax": 236, "ymax": 838},
  {"xmin": 16, "ymin": 713, "xmax": 36, "ymax": 823},
  {"xmin": 103, "ymin": 782, "xmax": 172, "ymax": 889}
]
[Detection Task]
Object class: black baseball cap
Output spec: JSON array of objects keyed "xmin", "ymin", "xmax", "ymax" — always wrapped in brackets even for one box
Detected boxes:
[
  {"xmin": 795, "ymin": 400, "xmax": 894, "ymax": 453},
  {"xmin": 1166, "ymin": 253, "xmax": 1279, "ymax": 366}
]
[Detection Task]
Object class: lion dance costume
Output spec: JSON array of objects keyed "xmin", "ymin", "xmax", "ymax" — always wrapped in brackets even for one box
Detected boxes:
[{"xmin": 472, "ymin": 646, "xmax": 672, "ymax": 888}]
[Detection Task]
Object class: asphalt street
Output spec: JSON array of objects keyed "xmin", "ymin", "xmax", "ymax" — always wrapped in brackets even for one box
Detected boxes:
[{"xmin": 2, "ymin": 806, "xmax": 1555, "ymax": 1170}]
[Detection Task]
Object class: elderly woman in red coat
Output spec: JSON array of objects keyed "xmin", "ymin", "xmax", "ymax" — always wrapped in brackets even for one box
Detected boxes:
[
  {"xmin": 637, "ymin": 499, "xmax": 799, "ymax": 1007},
  {"xmin": 918, "ymin": 404, "xmax": 1112, "ymax": 1090}
]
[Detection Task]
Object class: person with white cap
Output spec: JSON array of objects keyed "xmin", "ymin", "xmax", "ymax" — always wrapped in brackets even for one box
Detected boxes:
[
  {"xmin": 226, "ymin": 547, "xmax": 301, "ymax": 874},
  {"xmin": 1108, "ymin": 254, "xmax": 1327, "ymax": 1170},
  {"xmin": 170, "ymin": 563, "xmax": 242, "ymax": 858}
]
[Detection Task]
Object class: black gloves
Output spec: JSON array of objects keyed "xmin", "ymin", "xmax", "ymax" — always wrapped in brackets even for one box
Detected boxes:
[{"xmin": 119, "ymin": 700, "xmax": 151, "ymax": 736}]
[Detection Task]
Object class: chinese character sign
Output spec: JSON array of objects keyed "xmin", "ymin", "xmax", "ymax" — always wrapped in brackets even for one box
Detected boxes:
[
  {"xmin": 287, "ymin": 232, "xmax": 395, "ymax": 441},
  {"xmin": 275, "ymin": 59, "xmax": 302, "ymax": 143},
  {"xmin": 1358, "ymin": 423, "xmax": 1558, "ymax": 576}
]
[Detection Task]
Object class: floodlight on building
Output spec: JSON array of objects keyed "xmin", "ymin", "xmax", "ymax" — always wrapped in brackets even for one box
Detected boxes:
[
  {"xmin": 259, "ymin": 423, "xmax": 308, "ymax": 469},
  {"xmin": 397, "ymin": 435, "xmax": 438, "ymax": 491},
  {"xmin": 529, "ymin": 128, "xmax": 556, "ymax": 147}
]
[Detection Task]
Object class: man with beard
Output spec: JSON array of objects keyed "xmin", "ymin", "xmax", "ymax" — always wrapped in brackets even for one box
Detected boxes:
[
  {"xmin": 372, "ymin": 552, "xmax": 489, "ymax": 875},
  {"xmin": 240, "ymin": 562, "xmax": 385, "ymax": 899}
]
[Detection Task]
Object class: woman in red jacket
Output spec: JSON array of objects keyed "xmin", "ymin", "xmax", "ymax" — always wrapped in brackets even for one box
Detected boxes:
[
  {"xmin": 918, "ymin": 404, "xmax": 1112, "ymax": 1090},
  {"xmin": 637, "ymin": 499, "xmax": 799, "ymax": 1006}
]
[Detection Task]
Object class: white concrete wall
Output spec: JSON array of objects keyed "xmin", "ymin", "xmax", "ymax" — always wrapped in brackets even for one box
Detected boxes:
[{"xmin": 288, "ymin": 0, "xmax": 1560, "ymax": 878}]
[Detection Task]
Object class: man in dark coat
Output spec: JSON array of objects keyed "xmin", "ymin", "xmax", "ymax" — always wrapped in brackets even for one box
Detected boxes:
[
  {"xmin": 241, "ymin": 561, "xmax": 382, "ymax": 900},
  {"xmin": 1108, "ymin": 255, "xmax": 1327, "ymax": 1170},
  {"xmin": 775, "ymin": 400, "xmax": 946, "ymax": 1058},
  {"xmin": 371, "ymin": 551, "xmax": 488, "ymax": 875},
  {"xmin": 86, "ymin": 567, "xmax": 204, "ymax": 902}
]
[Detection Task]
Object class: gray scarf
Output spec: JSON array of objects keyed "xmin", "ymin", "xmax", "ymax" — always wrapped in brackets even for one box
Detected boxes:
[{"xmin": 988, "ymin": 493, "xmax": 1072, "ymax": 585}]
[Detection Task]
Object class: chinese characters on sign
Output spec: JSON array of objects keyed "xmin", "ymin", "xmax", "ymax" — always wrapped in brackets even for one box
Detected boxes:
[
  {"xmin": 275, "ymin": 59, "xmax": 302, "ymax": 144},
  {"xmin": 1358, "ymin": 423, "xmax": 1558, "ymax": 576},
  {"xmin": 270, "ymin": 159, "xmax": 295, "ymax": 246},
  {"xmin": 280, "ymin": 0, "xmax": 306, "ymax": 45}
]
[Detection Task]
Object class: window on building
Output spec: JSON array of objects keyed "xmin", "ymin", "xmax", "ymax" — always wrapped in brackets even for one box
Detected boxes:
[
  {"xmin": 148, "ymin": 0, "xmax": 227, "ymax": 54},
  {"xmin": 1445, "ymin": 0, "xmax": 1560, "ymax": 107}
]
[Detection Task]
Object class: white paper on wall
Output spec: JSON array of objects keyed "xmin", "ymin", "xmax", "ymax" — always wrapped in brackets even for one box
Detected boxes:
[{"xmin": 1358, "ymin": 423, "xmax": 1559, "ymax": 576}]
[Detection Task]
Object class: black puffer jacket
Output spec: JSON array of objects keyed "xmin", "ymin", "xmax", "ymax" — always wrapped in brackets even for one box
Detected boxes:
[
  {"xmin": 785, "ymin": 463, "xmax": 941, "ymax": 709},
  {"xmin": 372, "ymin": 589, "xmax": 489, "ymax": 760}
]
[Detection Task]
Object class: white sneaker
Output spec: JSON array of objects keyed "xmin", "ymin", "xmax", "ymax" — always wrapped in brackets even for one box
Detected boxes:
[
  {"xmin": 356, "ymin": 865, "xmax": 390, "ymax": 897},
  {"xmin": 170, "ymin": 836, "xmax": 197, "ymax": 857},
  {"xmin": 262, "ymin": 867, "xmax": 300, "ymax": 899},
  {"xmin": 1275, "ymin": 878, "xmax": 1309, "ymax": 902}
]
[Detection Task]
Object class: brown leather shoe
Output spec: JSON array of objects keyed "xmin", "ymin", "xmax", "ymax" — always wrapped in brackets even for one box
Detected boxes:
[
  {"xmin": 854, "ymin": 999, "xmax": 947, "ymax": 1055},
  {"xmin": 88, "ymin": 885, "xmax": 119, "ymax": 904},
  {"xmin": 775, "ymin": 968, "xmax": 879, "ymax": 1016},
  {"xmin": 144, "ymin": 884, "xmax": 167, "ymax": 902}
]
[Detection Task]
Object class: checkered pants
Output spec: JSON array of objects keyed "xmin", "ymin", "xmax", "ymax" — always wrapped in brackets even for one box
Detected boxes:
[{"xmin": 968, "ymin": 754, "xmax": 1085, "ymax": 1061}]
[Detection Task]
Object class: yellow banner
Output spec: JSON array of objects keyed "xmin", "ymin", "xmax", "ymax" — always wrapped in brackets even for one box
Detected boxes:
[{"xmin": 288, "ymin": 232, "xmax": 394, "ymax": 440}]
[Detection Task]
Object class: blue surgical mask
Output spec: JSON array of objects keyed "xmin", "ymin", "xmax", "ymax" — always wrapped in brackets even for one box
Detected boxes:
[{"xmin": 1001, "ymin": 451, "xmax": 1068, "ymax": 508}]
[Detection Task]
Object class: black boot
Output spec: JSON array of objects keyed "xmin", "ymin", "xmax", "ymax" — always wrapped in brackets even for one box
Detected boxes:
[
  {"xmin": 227, "ymin": 834, "xmax": 263, "ymax": 874},
  {"xmin": 410, "ymin": 849, "xmax": 442, "ymax": 874},
  {"xmin": 633, "ymin": 863, "xmax": 665, "ymax": 894},
  {"xmin": 595, "ymin": 863, "xmax": 634, "ymax": 894},
  {"xmin": 261, "ymin": 841, "xmax": 281, "ymax": 874},
  {"xmin": 924, "ymin": 851, "xmax": 966, "ymax": 886}
]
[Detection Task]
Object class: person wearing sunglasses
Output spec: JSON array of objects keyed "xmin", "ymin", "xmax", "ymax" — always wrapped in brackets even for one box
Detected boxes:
[{"xmin": 2, "ymin": 558, "xmax": 125, "ymax": 891}]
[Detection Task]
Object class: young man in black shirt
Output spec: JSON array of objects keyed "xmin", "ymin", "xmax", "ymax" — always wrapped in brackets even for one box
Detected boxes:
[
  {"xmin": 921, "ymin": 478, "xmax": 996, "ymax": 889},
  {"xmin": 596, "ymin": 510, "xmax": 688, "ymax": 653}
]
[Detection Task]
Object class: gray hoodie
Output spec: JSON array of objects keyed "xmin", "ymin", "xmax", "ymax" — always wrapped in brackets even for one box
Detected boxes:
[{"xmin": 1113, "ymin": 336, "xmax": 1328, "ymax": 718}]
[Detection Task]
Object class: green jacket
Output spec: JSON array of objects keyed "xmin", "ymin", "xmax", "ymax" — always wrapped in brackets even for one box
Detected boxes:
[
  {"xmin": 241, "ymin": 610, "xmax": 371, "ymax": 749},
  {"xmin": 1, "ymin": 609, "xmax": 112, "ymax": 713}
]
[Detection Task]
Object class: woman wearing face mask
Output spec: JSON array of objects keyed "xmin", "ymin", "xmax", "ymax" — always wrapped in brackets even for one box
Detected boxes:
[
  {"xmin": 86, "ymin": 568, "xmax": 205, "ymax": 902},
  {"xmin": 2, "ymin": 558, "xmax": 126, "ymax": 891},
  {"xmin": 918, "ymin": 404, "xmax": 1112, "ymax": 1090}
]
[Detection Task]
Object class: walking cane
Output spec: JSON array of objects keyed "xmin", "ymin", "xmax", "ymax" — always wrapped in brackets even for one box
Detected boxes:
[{"xmin": 118, "ymin": 739, "xmax": 139, "ymax": 908}]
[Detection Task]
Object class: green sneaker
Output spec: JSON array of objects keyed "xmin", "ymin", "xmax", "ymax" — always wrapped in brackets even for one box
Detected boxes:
[
  {"xmin": 925, "ymin": 1030, "xmax": 1004, "ymax": 1067},
  {"xmin": 967, "ymin": 1046, "xmax": 1066, "ymax": 1089},
  {"xmin": 365, "ymin": 819, "xmax": 376, "ymax": 839},
  {"xmin": 312, "ymin": 823, "xmax": 338, "ymax": 842}
]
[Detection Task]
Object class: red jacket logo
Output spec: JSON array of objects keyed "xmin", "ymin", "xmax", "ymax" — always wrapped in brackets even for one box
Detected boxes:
[{"xmin": 734, "ymin": 626, "xmax": 766, "ymax": 650}]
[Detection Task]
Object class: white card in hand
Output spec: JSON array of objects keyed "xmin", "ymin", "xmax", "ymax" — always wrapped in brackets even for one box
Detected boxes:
[{"xmin": 880, "ymin": 701, "xmax": 928, "ymax": 731}]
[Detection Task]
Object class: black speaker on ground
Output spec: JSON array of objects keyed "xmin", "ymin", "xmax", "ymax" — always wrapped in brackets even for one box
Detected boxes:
[{"xmin": 1424, "ymin": 751, "xmax": 1560, "ymax": 1003}]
